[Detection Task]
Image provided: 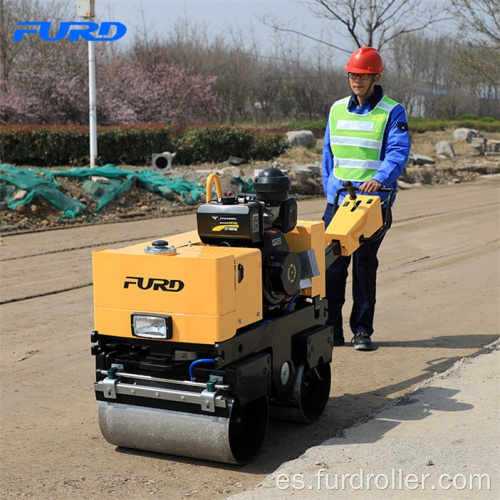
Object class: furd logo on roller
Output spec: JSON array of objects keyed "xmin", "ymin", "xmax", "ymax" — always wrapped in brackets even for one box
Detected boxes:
[
  {"xmin": 13, "ymin": 21, "xmax": 127, "ymax": 42},
  {"xmin": 124, "ymin": 276, "xmax": 185, "ymax": 293}
]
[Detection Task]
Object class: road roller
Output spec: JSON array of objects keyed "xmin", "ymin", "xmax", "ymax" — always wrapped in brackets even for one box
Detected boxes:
[{"xmin": 91, "ymin": 168, "xmax": 392, "ymax": 464}]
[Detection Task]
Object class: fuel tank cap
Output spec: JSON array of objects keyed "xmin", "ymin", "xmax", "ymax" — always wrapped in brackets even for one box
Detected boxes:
[{"xmin": 144, "ymin": 240, "xmax": 177, "ymax": 255}]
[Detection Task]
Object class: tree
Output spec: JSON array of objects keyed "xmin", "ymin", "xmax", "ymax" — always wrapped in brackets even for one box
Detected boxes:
[
  {"xmin": 0, "ymin": 0, "xmax": 72, "ymax": 93},
  {"xmin": 448, "ymin": 0, "xmax": 499, "ymax": 45},
  {"xmin": 98, "ymin": 56, "xmax": 219, "ymax": 127},
  {"xmin": 442, "ymin": 0, "xmax": 500, "ymax": 116},
  {"xmin": 261, "ymin": 0, "xmax": 451, "ymax": 54},
  {"xmin": 0, "ymin": 0, "xmax": 81, "ymax": 123},
  {"xmin": 0, "ymin": 2, "xmax": 219, "ymax": 126}
]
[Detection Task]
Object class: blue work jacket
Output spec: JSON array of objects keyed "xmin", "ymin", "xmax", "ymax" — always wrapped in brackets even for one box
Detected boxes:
[{"xmin": 322, "ymin": 85, "xmax": 411, "ymax": 205}]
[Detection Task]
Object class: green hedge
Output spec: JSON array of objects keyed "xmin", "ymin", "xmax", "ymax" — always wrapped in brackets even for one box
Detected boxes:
[
  {"xmin": 0, "ymin": 124, "xmax": 173, "ymax": 167},
  {"xmin": 175, "ymin": 126, "xmax": 289, "ymax": 164},
  {"xmin": 0, "ymin": 124, "xmax": 289, "ymax": 167},
  {"xmin": 98, "ymin": 125, "xmax": 174, "ymax": 165},
  {"xmin": 249, "ymin": 132, "xmax": 289, "ymax": 160},
  {"xmin": 175, "ymin": 126, "xmax": 255, "ymax": 164}
]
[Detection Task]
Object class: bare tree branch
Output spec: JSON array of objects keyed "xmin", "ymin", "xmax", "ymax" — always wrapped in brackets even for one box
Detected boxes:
[
  {"xmin": 448, "ymin": 0, "xmax": 500, "ymax": 44},
  {"xmin": 257, "ymin": 19, "xmax": 351, "ymax": 53},
  {"xmin": 261, "ymin": 0, "xmax": 453, "ymax": 55}
]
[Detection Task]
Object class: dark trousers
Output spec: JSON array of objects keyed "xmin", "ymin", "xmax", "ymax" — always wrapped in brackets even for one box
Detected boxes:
[{"xmin": 323, "ymin": 203, "xmax": 389, "ymax": 338}]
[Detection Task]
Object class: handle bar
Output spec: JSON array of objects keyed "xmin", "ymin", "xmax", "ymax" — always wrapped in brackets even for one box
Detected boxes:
[{"xmin": 332, "ymin": 183, "xmax": 398, "ymax": 244}]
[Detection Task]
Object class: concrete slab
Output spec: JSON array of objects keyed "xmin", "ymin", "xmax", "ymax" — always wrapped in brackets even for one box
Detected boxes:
[{"xmin": 229, "ymin": 342, "xmax": 500, "ymax": 499}]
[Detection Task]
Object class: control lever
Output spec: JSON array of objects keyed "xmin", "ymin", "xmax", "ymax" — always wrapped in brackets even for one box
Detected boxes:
[{"xmin": 342, "ymin": 180, "xmax": 357, "ymax": 201}]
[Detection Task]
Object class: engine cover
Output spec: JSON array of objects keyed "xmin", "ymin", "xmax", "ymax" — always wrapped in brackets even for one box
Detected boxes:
[{"xmin": 197, "ymin": 199, "xmax": 264, "ymax": 246}]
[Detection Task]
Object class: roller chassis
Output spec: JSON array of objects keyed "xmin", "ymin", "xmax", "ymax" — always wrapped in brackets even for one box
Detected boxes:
[{"xmin": 93, "ymin": 294, "xmax": 332, "ymax": 409}]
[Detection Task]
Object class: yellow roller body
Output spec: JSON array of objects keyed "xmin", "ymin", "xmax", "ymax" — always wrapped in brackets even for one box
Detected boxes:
[
  {"xmin": 325, "ymin": 194, "xmax": 383, "ymax": 256},
  {"xmin": 92, "ymin": 222, "xmax": 328, "ymax": 345},
  {"xmin": 93, "ymin": 243, "xmax": 262, "ymax": 345}
]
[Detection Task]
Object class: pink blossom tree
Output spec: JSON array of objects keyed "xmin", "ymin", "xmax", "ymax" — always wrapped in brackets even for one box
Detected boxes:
[
  {"xmin": 97, "ymin": 58, "xmax": 219, "ymax": 126},
  {"xmin": 1, "ymin": 49, "xmax": 218, "ymax": 126}
]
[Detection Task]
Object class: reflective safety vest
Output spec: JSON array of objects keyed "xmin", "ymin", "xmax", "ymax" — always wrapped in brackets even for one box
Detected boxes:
[{"xmin": 329, "ymin": 95, "xmax": 398, "ymax": 182}]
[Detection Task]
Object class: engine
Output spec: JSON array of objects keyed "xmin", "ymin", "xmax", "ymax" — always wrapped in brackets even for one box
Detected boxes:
[{"xmin": 197, "ymin": 168, "xmax": 302, "ymax": 305}]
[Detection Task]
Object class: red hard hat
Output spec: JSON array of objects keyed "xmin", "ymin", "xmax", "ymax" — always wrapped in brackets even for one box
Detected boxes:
[{"xmin": 344, "ymin": 46, "xmax": 383, "ymax": 74}]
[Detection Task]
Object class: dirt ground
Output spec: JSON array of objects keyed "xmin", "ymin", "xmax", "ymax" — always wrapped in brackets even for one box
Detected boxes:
[
  {"xmin": 0, "ymin": 170, "xmax": 498, "ymax": 499},
  {"xmin": 2, "ymin": 132, "xmax": 499, "ymax": 234}
]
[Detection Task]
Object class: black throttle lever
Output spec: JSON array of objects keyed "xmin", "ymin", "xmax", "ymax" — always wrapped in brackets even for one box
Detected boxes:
[{"xmin": 343, "ymin": 180, "xmax": 357, "ymax": 201}]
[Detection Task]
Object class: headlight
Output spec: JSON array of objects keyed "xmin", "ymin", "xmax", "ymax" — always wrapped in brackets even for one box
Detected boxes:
[{"xmin": 131, "ymin": 314, "xmax": 172, "ymax": 339}]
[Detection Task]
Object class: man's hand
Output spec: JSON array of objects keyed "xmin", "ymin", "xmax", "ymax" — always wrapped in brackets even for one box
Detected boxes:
[{"xmin": 359, "ymin": 180, "xmax": 381, "ymax": 193}]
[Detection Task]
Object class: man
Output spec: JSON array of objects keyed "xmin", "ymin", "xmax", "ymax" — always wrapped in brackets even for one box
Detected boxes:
[{"xmin": 322, "ymin": 46, "xmax": 411, "ymax": 351}]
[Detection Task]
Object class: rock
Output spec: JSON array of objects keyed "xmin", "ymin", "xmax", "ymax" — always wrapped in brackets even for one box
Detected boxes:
[
  {"xmin": 305, "ymin": 165, "xmax": 321, "ymax": 177},
  {"xmin": 291, "ymin": 178, "xmax": 323, "ymax": 196},
  {"xmin": 409, "ymin": 153, "xmax": 435, "ymax": 166},
  {"xmin": 286, "ymin": 130, "xmax": 317, "ymax": 148},
  {"xmin": 90, "ymin": 175, "xmax": 110, "ymax": 184},
  {"xmin": 15, "ymin": 203, "xmax": 27, "ymax": 213},
  {"xmin": 289, "ymin": 169, "xmax": 310, "ymax": 184},
  {"xmin": 228, "ymin": 156, "xmax": 246, "ymax": 166},
  {"xmin": 468, "ymin": 137, "xmax": 487, "ymax": 156},
  {"xmin": 397, "ymin": 180, "xmax": 414, "ymax": 190},
  {"xmin": 289, "ymin": 163, "xmax": 321, "ymax": 178},
  {"xmin": 217, "ymin": 166, "xmax": 245, "ymax": 177},
  {"xmin": 288, "ymin": 166, "xmax": 322, "ymax": 194},
  {"xmin": 453, "ymin": 128, "xmax": 483, "ymax": 143},
  {"xmin": 13, "ymin": 189, "xmax": 28, "ymax": 201},
  {"xmin": 30, "ymin": 204, "xmax": 38, "ymax": 214},
  {"xmin": 486, "ymin": 140, "xmax": 500, "ymax": 153},
  {"xmin": 194, "ymin": 169, "xmax": 213, "ymax": 178},
  {"xmin": 436, "ymin": 141, "xmax": 455, "ymax": 157}
]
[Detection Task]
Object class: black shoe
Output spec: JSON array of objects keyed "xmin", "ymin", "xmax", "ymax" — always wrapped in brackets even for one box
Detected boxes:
[
  {"xmin": 352, "ymin": 332, "xmax": 373, "ymax": 351},
  {"xmin": 333, "ymin": 334, "xmax": 345, "ymax": 346}
]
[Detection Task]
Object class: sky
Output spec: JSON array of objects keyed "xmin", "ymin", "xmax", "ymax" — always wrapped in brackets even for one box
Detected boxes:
[
  {"xmin": 29, "ymin": 0, "xmax": 458, "ymax": 64},
  {"xmin": 79, "ymin": 0, "xmax": 345, "ymax": 59}
]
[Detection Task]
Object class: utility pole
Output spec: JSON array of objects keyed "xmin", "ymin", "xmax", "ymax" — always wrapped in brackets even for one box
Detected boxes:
[{"xmin": 77, "ymin": 0, "xmax": 97, "ymax": 167}]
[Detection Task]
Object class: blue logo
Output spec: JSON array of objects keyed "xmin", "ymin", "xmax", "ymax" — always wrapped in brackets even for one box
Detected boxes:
[{"xmin": 13, "ymin": 21, "xmax": 127, "ymax": 42}]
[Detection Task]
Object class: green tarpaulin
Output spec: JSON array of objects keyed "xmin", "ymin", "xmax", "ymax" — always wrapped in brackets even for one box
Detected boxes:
[{"xmin": 0, "ymin": 164, "xmax": 205, "ymax": 219}]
